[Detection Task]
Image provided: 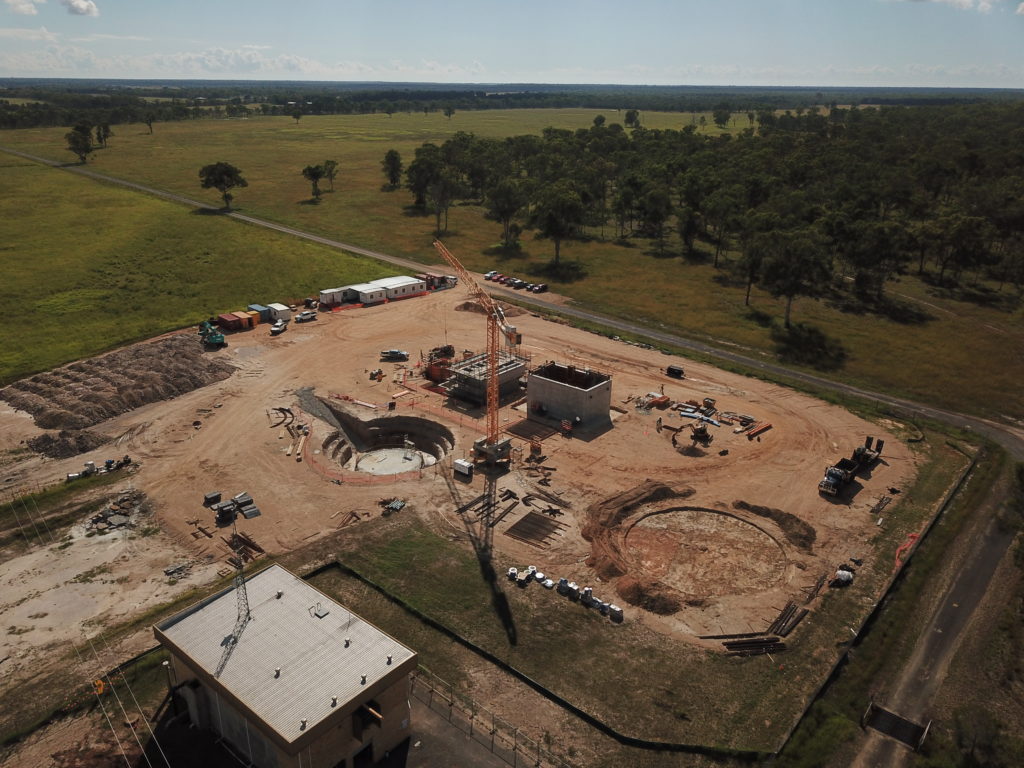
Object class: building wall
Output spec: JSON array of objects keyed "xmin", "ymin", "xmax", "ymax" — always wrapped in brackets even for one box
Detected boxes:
[
  {"xmin": 168, "ymin": 654, "xmax": 412, "ymax": 768},
  {"xmin": 527, "ymin": 372, "xmax": 611, "ymax": 425}
]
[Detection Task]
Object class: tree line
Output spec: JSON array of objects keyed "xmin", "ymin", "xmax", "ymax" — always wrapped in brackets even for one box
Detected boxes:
[{"xmin": 384, "ymin": 101, "xmax": 1024, "ymax": 327}]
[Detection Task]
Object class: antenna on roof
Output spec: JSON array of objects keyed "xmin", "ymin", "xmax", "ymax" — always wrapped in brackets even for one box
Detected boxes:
[{"xmin": 214, "ymin": 514, "xmax": 252, "ymax": 678}]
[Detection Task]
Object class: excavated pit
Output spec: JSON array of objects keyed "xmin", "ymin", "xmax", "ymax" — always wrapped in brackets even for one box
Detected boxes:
[{"xmin": 316, "ymin": 397, "xmax": 455, "ymax": 476}]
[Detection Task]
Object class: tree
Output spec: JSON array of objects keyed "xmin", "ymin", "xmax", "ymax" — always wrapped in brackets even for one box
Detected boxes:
[
  {"xmin": 530, "ymin": 182, "xmax": 585, "ymax": 265},
  {"xmin": 592, "ymin": 114, "xmax": 606, "ymax": 128},
  {"xmin": 199, "ymin": 162, "xmax": 248, "ymax": 210},
  {"xmin": 759, "ymin": 229, "xmax": 833, "ymax": 328},
  {"xmin": 65, "ymin": 122, "xmax": 94, "ymax": 164},
  {"xmin": 638, "ymin": 186, "xmax": 673, "ymax": 254},
  {"xmin": 291, "ymin": 109, "xmax": 302, "ymax": 124},
  {"xmin": 484, "ymin": 179, "xmax": 527, "ymax": 248},
  {"xmin": 302, "ymin": 164, "xmax": 326, "ymax": 201},
  {"xmin": 677, "ymin": 206, "xmax": 700, "ymax": 258},
  {"xmin": 322, "ymin": 160, "xmax": 339, "ymax": 191},
  {"xmin": 712, "ymin": 103, "xmax": 731, "ymax": 129},
  {"xmin": 426, "ymin": 167, "xmax": 461, "ymax": 235},
  {"xmin": 144, "ymin": 113, "xmax": 155, "ymax": 134},
  {"xmin": 382, "ymin": 149, "xmax": 403, "ymax": 188},
  {"xmin": 443, "ymin": 106, "xmax": 455, "ymax": 120},
  {"xmin": 624, "ymin": 109, "xmax": 640, "ymax": 128},
  {"xmin": 405, "ymin": 144, "xmax": 441, "ymax": 209},
  {"xmin": 95, "ymin": 123, "xmax": 112, "ymax": 148}
]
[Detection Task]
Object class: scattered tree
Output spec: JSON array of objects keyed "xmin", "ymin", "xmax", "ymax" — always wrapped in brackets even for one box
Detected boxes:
[
  {"xmin": 322, "ymin": 160, "xmax": 339, "ymax": 191},
  {"xmin": 759, "ymin": 230, "xmax": 832, "ymax": 328},
  {"xmin": 199, "ymin": 161, "xmax": 248, "ymax": 210},
  {"xmin": 144, "ymin": 113, "xmax": 156, "ymax": 134},
  {"xmin": 291, "ymin": 109, "xmax": 302, "ymax": 124},
  {"xmin": 624, "ymin": 109, "xmax": 640, "ymax": 128},
  {"xmin": 593, "ymin": 114, "xmax": 606, "ymax": 128},
  {"xmin": 95, "ymin": 123, "xmax": 113, "ymax": 148},
  {"xmin": 443, "ymin": 106, "xmax": 455, "ymax": 120},
  {"xmin": 382, "ymin": 149, "xmax": 403, "ymax": 188},
  {"xmin": 484, "ymin": 179, "xmax": 527, "ymax": 248},
  {"xmin": 64, "ymin": 122, "xmax": 94, "ymax": 164},
  {"xmin": 302, "ymin": 164, "xmax": 326, "ymax": 201}
]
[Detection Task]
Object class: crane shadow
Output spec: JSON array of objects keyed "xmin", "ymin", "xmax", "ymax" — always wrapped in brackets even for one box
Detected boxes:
[{"xmin": 457, "ymin": 491, "xmax": 518, "ymax": 647}]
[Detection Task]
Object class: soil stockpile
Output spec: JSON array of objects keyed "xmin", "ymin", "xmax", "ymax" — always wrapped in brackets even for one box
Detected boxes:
[
  {"xmin": 1, "ymin": 335, "xmax": 235, "ymax": 431},
  {"xmin": 732, "ymin": 500, "xmax": 816, "ymax": 552},
  {"xmin": 455, "ymin": 300, "xmax": 528, "ymax": 317},
  {"xmin": 27, "ymin": 429, "xmax": 109, "ymax": 459}
]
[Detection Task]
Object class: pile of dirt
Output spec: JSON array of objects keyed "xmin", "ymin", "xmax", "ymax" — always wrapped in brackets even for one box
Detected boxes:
[
  {"xmin": 732, "ymin": 500, "xmax": 816, "ymax": 552},
  {"xmin": 0, "ymin": 334, "xmax": 235, "ymax": 431},
  {"xmin": 26, "ymin": 429, "xmax": 109, "ymax": 459},
  {"xmin": 455, "ymin": 300, "xmax": 528, "ymax": 317},
  {"xmin": 582, "ymin": 481, "xmax": 694, "ymax": 609}
]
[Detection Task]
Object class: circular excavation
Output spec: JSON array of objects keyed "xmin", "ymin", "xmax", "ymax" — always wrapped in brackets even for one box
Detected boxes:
[
  {"xmin": 319, "ymin": 408, "xmax": 455, "ymax": 476},
  {"xmin": 623, "ymin": 507, "xmax": 787, "ymax": 598}
]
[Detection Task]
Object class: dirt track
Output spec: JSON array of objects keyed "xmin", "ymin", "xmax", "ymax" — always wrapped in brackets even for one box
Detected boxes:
[{"xmin": 0, "ymin": 284, "xmax": 916, "ymax": 640}]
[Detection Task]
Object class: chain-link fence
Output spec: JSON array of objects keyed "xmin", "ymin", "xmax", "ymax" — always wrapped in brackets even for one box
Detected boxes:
[{"xmin": 410, "ymin": 667, "xmax": 576, "ymax": 768}]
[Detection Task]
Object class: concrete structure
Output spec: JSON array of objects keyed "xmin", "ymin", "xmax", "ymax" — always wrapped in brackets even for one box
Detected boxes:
[
  {"xmin": 154, "ymin": 565, "xmax": 416, "ymax": 768},
  {"xmin": 444, "ymin": 351, "xmax": 527, "ymax": 404},
  {"xmin": 369, "ymin": 276, "xmax": 427, "ymax": 300},
  {"xmin": 267, "ymin": 303, "xmax": 291, "ymax": 321},
  {"xmin": 527, "ymin": 362, "xmax": 612, "ymax": 427},
  {"xmin": 345, "ymin": 284, "xmax": 387, "ymax": 305}
]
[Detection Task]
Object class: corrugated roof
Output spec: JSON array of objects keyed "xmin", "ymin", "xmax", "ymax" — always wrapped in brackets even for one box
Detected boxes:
[
  {"xmin": 347, "ymin": 283, "xmax": 385, "ymax": 293},
  {"xmin": 369, "ymin": 276, "xmax": 423, "ymax": 289},
  {"xmin": 156, "ymin": 565, "xmax": 415, "ymax": 744},
  {"xmin": 267, "ymin": 303, "xmax": 290, "ymax": 311}
]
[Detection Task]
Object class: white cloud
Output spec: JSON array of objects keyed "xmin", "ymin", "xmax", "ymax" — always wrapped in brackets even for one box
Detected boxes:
[
  {"xmin": 903, "ymin": 0, "xmax": 1007, "ymax": 11},
  {"xmin": 0, "ymin": 24, "xmax": 55, "ymax": 40},
  {"xmin": 59, "ymin": 0, "xmax": 98, "ymax": 16},
  {"xmin": 70, "ymin": 33, "xmax": 150, "ymax": 42},
  {"xmin": 4, "ymin": 0, "xmax": 45, "ymax": 15},
  {"xmin": 1016, "ymin": 2, "xmax": 1024, "ymax": 12}
]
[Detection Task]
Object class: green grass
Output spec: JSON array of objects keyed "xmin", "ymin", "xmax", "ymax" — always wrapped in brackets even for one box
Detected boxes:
[
  {"xmin": 1, "ymin": 110, "xmax": 1021, "ymax": 419},
  {"xmin": 0, "ymin": 157, "xmax": 395, "ymax": 381}
]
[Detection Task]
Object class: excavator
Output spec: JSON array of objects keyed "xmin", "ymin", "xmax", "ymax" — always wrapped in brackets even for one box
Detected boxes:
[{"xmin": 198, "ymin": 320, "xmax": 227, "ymax": 348}]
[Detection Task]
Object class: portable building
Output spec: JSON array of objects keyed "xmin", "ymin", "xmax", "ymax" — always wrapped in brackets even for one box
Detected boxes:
[
  {"xmin": 346, "ymin": 283, "xmax": 387, "ymax": 305},
  {"xmin": 232, "ymin": 311, "xmax": 254, "ymax": 329},
  {"xmin": 370, "ymin": 276, "xmax": 427, "ymax": 300},
  {"xmin": 267, "ymin": 303, "xmax": 291, "ymax": 321},
  {"xmin": 247, "ymin": 304, "xmax": 271, "ymax": 322},
  {"xmin": 318, "ymin": 287, "xmax": 347, "ymax": 307},
  {"xmin": 217, "ymin": 313, "xmax": 242, "ymax": 331},
  {"xmin": 245, "ymin": 311, "xmax": 261, "ymax": 326}
]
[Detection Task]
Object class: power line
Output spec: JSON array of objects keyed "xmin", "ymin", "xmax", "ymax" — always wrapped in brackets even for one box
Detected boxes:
[
  {"xmin": 70, "ymin": 641, "xmax": 132, "ymax": 768},
  {"xmin": 84, "ymin": 634, "xmax": 156, "ymax": 768},
  {"xmin": 98, "ymin": 634, "xmax": 173, "ymax": 768}
]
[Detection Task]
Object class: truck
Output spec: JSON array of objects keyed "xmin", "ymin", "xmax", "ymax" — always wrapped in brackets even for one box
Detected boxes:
[{"xmin": 818, "ymin": 436, "xmax": 884, "ymax": 496}]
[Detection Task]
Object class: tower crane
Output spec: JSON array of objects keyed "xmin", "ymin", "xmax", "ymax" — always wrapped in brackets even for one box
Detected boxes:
[{"xmin": 432, "ymin": 240, "xmax": 520, "ymax": 465}]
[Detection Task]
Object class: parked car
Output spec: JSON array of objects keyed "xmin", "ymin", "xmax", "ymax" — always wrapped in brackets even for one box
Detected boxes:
[
  {"xmin": 531, "ymin": 283, "xmax": 549, "ymax": 293},
  {"xmin": 380, "ymin": 349, "xmax": 409, "ymax": 361},
  {"xmin": 484, "ymin": 270, "xmax": 498, "ymax": 280},
  {"xmin": 270, "ymin": 319, "xmax": 288, "ymax": 335},
  {"xmin": 500, "ymin": 276, "xmax": 516, "ymax": 285},
  {"xmin": 488, "ymin": 273, "xmax": 503, "ymax": 282},
  {"xmin": 511, "ymin": 279, "xmax": 527, "ymax": 289},
  {"xmin": 294, "ymin": 310, "xmax": 317, "ymax": 322}
]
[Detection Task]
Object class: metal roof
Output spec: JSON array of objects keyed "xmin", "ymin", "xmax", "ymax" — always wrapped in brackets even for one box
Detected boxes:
[
  {"xmin": 156, "ymin": 565, "xmax": 415, "ymax": 745},
  {"xmin": 267, "ymin": 303, "xmax": 290, "ymax": 311},
  {"xmin": 369, "ymin": 276, "xmax": 423, "ymax": 289},
  {"xmin": 347, "ymin": 283, "xmax": 386, "ymax": 293}
]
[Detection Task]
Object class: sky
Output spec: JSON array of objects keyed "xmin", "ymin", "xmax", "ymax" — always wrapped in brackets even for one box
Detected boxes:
[{"xmin": 1, "ymin": 0, "xmax": 1023, "ymax": 88}]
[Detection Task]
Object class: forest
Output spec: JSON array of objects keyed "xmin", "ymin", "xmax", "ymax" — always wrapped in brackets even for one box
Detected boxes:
[{"xmin": 391, "ymin": 102, "xmax": 1024, "ymax": 328}]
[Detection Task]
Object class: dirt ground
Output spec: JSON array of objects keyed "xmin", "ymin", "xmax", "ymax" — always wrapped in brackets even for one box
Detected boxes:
[{"xmin": 0, "ymin": 283, "xmax": 916, "ymax": 646}]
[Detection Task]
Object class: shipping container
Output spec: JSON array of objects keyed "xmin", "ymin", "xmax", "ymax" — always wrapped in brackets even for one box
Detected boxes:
[
  {"xmin": 248, "ymin": 304, "xmax": 271, "ymax": 322},
  {"xmin": 232, "ymin": 311, "xmax": 254, "ymax": 329},
  {"xmin": 217, "ymin": 313, "xmax": 242, "ymax": 330},
  {"xmin": 245, "ymin": 310, "xmax": 261, "ymax": 326}
]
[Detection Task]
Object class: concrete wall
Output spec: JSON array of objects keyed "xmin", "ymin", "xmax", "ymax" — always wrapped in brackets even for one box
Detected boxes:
[{"xmin": 527, "ymin": 365, "xmax": 612, "ymax": 426}]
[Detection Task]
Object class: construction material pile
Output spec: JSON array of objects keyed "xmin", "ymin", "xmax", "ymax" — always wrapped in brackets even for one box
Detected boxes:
[
  {"xmin": 0, "ymin": 334, "xmax": 235, "ymax": 431},
  {"xmin": 27, "ymin": 429, "xmax": 109, "ymax": 459},
  {"xmin": 85, "ymin": 489, "xmax": 149, "ymax": 534}
]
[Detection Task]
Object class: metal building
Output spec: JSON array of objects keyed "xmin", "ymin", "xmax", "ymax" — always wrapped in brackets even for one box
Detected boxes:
[
  {"xmin": 154, "ymin": 564, "xmax": 416, "ymax": 768},
  {"xmin": 444, "ymin": 350, "xmax": 527, "ymax": 404}
]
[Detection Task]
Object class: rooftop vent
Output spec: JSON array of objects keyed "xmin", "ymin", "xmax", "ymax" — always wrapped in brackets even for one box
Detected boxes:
[
  {"xmin": 331, "ymin": 696, "xmax": 338, "ymax": 707},
  {"xmin": 386, "ymin": 655, "xmax": 392, "ymax": 665},
  {"xmin": 312, "ymin": 602, "xmax": 330, "ymax": 619},
  {"xmin": 274, "ymin": 668, "xmax": 281, "ymax": 678},
  {"xmin": 300, "ymin": 719, "xmax": 307, "ymax": 730},
  {"xmin": 360, "ymin": 675, "xmax": 367, "ymax": 685},
  {"xmin": 276, "ymin": 590, "xmax": 283, "ymax": 599},
  {"xmin": 344, "ymin": 637, "xmax": 351, "ymax": 648}
]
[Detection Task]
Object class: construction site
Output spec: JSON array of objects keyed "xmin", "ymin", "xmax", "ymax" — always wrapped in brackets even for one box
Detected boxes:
[{"xmin": 0, "ymin": 244, "xmax": 927, "ymax": 766}]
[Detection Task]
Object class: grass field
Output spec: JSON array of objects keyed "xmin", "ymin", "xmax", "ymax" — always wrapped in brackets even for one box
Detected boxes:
[
  {"xmin": 0, "ymin": 156, "xmax": 395, "ymax": 382},
  {"xmin": 1, "ymin": 110, "xmax": 1021, "ymax": 418}
]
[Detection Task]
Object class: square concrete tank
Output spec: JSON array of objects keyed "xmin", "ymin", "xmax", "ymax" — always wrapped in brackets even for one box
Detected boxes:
[{"xmin": 527, "ymin": 362, "xmax": 611, "ymax": 427}]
